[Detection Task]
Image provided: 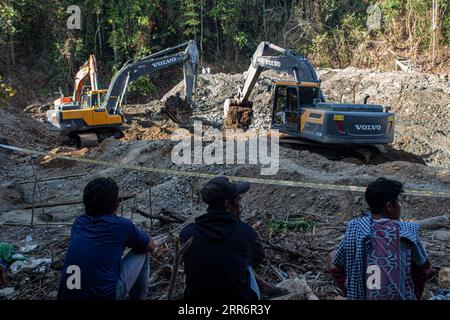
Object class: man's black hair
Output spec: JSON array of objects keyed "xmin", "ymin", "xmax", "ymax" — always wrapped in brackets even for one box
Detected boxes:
[
  {"xmin": 365, "ymin": 178, "xmax": 404, "ymax": 214},
  {"xmin": 83, "ymin": 177, "xmax": 119, "ymax": 216}
]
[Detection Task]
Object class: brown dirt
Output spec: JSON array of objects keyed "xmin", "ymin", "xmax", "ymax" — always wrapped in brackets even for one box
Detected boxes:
[{"xmin": 224, "ymin": 104, "xmax": 253, "ymax": 130}]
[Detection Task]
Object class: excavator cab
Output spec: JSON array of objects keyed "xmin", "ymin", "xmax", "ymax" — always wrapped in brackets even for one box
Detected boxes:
[
  {"xmin": 270, "ymin": 80, "xmax": 394, "ymax": 145},
  {"xmin": 271, "ymin": 81, "xmax": 322, "ymax": 133},
  {"xmin": 80, "ymin": 89, "xmax": 107, "ymax": 110}
]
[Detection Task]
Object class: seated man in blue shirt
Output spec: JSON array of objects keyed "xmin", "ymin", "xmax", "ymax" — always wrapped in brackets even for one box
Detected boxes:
[{"xmin": 58, "ymin": 177, "xmax": 155, "ymax": 300}]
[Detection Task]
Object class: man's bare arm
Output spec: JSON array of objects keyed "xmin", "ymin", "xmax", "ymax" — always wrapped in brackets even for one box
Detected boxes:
[
  {"xmin": 146, "ymin": 238, "xmax": 156, "ymax": 253},
  {"xmin": 328, "ymin": 250, "xmax": 346, "ymax": 293}
]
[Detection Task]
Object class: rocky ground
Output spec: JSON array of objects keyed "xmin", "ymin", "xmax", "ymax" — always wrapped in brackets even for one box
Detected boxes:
[{"xmin": 0, "ymin": 67, "xmax": 449, "ymax": 300}]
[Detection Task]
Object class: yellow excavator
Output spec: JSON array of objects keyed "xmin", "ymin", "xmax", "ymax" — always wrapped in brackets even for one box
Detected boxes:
[{"xmin": 46, "ymin": 40, "xmax": 199, "ymax": 146}]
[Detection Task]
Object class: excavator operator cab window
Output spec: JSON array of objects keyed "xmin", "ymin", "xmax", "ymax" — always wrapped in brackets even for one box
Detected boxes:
[
  {"xmin": 287, "ymin": 87, "xmax": 299, "ymax": 111},
  {"xmin": 299, "ymin": 87, "xmax": 318, "ymax": 108},
  {"xmin": 80, "ymin": 94, "xmax": 90, "ymax": 109},
  {"xmin": 90, "ymin": 92, "xmax": 103, "ymax": 108}
]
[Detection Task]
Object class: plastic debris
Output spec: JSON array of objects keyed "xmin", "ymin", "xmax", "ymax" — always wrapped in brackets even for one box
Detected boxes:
[
  {"xmin": 0, "ymin": 242, "xmax": 13, "ymax": 262},
  {"xmin": 10, "ymin": 258, "xmax": 52, "ymax": 274},
  {"xmin": 20, "ymin": 236, "xmax": 38, "ymax": 253},
  {"xmin": 10, "ymin": 253, "xmax": 26, "ymax": 261},
  {"xmin": 0, "ymin": 287, "xmax": 15, "ymax": 298}
]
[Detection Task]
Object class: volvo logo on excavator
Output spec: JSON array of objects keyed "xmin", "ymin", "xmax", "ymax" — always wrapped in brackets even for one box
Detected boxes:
[
  {"xmin": 152, "ymin": 57, "xmax": 177, "ymax": 68},
  {"xmin": 258, "ymin": 58, "xmax": 281, "ymax": 68},
  {"xmin": 355, "ymin": 124, "xmax": 382, "ymax": 131}
]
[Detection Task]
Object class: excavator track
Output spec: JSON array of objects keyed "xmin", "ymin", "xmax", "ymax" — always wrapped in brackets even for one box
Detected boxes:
[
  {"xmin": 279, "ymin": 136, "xmax": 383, "ymax": 163},
  {"xmin": 77, "ymin": 133, "xmax": 99, "ymax": 147}
]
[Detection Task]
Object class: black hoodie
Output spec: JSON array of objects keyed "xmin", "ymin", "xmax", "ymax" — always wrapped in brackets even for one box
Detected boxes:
[{"xmin": 180, "ymin": 207, "xmax": 265, "ymax": 301}]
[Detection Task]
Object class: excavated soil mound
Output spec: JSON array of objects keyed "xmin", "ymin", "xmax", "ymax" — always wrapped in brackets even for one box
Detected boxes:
[{"xmin": 164, "ymin": 69, "xmax": 448, "ymax": 167}]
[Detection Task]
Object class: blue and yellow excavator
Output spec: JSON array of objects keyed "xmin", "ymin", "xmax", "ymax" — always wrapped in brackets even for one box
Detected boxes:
[{"xmin": 225, "ymin": 42, "xmax": 394, "ymax": 159}]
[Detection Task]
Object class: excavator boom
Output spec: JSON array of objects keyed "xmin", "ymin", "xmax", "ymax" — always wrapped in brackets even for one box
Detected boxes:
[
  {"xmin": 73, "ymin": 55, "xmax": 99, "ymax": 102},
  {"xmin": 237, "ymin": 41, "xmax": 321, "ymax": 104},
  {"xmin": 103, "ymin": 40, "xmax": 199, "ymax": 114}
]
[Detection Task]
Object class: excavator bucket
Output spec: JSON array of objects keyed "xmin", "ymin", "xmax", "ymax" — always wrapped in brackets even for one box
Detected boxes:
[
  {"xmin": 223, "ymin": 99, "xmax": 253, "ymax": 130},
  {"xmin": 163, "ymin": 93, "xmax": 193, "ymax": 124}
]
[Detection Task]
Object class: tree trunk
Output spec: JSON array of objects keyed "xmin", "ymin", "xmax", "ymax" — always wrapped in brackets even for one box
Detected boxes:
[
  {"xmin": 112, "ymin": 21, "xmax": 118, "ymax": 65},
  {"xmin": 431, "ymin": 0, "xmax": 438, "ymax": 67},
  {"xmin": 9, "ymin": 35, "xmax": 15, "ymax": 67},
  {"xmin": 215, "ymin": 17, "xmax": 220, "ymax": 56},
  {"xmin": 263, "ymin": 0, "xmax": 267, "ymax": 39},
  {"xmin": 200, "ymin": 0, "xmax": 204, "ymax": 66}
]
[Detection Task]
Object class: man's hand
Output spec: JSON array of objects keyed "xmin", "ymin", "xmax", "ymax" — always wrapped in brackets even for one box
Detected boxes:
[
  {"xmin": 146, "ymin": 238, "xmax": 156, "ymax": 253},
  {"xmin": 328, "ymin": 250, "xmax": 346, "ymax": 294},
  {"xmin": 327, "ymin": 250, "xmax": 337, "ymax": 270}
]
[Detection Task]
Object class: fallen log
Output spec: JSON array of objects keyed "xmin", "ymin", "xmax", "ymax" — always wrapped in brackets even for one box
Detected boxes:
[
  {"xmin": 415, "ymin": 214, "xmax": 449, "ymax": 230},
  {"xmin": 153, "ymin": 214, "xmax": 198, "ymax": 246},
  {"xmin": 21, "ymin": 193, "xmax": 135, "ymax": 210},
  {"xmin": 17, "ymin": 173, "xmax": 89, "ymax": 184},
  {"xmin": 263, "ymin": 240, "xmax": 304, "ymax": 259},
  {"xmin": 133, "ymin": 207, "xmax": 183, "ymax": 224},
  {"xmin": 0, "ymin": 222, "xmax": 73, "ymax": 227}
]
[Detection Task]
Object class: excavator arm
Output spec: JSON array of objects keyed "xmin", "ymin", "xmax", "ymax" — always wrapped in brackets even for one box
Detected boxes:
[
  {"xmin": 236, "ymin": 41, "xmax": 322, "ymax": 104},
  {"xmin": 102, "ymin": 40, "xmax": 199, "ymax": 114},
  {"xmin": 73, "ymin": 55, "xmax": 99, "ymax": 102}
]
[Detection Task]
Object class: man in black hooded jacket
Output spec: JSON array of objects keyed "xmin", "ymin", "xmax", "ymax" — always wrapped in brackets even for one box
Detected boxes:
[{"xmin": 180, "ymin": 176, "xmax": 264, "ymax": 301}]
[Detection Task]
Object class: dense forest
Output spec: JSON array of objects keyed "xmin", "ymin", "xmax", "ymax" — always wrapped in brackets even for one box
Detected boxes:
[{"xmin": 0, "ymin": 0, "xmax": 449, "ymax": 105}]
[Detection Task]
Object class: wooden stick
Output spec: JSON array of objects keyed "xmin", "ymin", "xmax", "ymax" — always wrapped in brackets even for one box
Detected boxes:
[
  {"xmin": 133, "ymin": 207, "xmax": 183, "ymax": 224},
  {"xmin": 31, "ymin": 175, "xmax": 36, "ymax": 226},
  {"xmin": 153, "ymin": 214, "xmax": 198, "ymax": 246},
  {"xmin": 163, "ymin": 210, "xmax": 187, "ymax": 223},
  {"xmin": 17, "ymin": 173, "xmax": 89, "ymax": 184},
  {"xmin": 0, "ymin": 222, "xmax": 73, "ymax": 227},
  {"xmin": 301, "ymin": 278, "xmax": 319, "ymax": 300},
  {"xmin": 21, "ymin": 193, "xmax": 136, "ymax": 209},
  {"xmin": 167, "ymin": 236, "xmax": 194, "ymax": 300},
  {"xmin": 263, "ymin": 240, "xmax": 303, "ymax": 258}
]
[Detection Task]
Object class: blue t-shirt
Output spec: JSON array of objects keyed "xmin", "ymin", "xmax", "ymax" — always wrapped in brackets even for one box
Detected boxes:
[{"xmin": 58, "ymin": 214, "xmax": 150, "ymax": 299}]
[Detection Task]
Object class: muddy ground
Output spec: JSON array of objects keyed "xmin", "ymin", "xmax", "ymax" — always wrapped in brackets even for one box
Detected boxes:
[{"xmin": 0, "ymin": 67, "xmax": 449, "ymax": 300}]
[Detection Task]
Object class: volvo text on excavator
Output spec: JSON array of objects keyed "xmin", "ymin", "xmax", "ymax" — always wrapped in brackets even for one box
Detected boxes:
[
  {"xmin": 224, "ymin": 42, "xmax": 394, "ymax": 159},
  {"xmin": 46, "ymin": 40, "xmax": 199, "ymax": 147}
]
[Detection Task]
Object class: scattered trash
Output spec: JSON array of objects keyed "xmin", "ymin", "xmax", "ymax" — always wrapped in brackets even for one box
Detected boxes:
[
  {"xmin": 20, "ymin": 236, "xmax": 38, "ymax": 253},
  {"xmin": 0, "ymin": 242, "xmax": 13, "ymax": 263},
  {"xmin": 10, "ymin": 258, "xmax": 52, "ymax": 274},
  {"xmin": 10, "ymin": 253, "xmax": 26, "ymax": 261},
  {"xmin": 0, "ymin": 242, "xmax": 14, "ymax": 282},
  {"xmin": 0, "ymin": 287, "xmax": 15, "ymax": 298}
]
